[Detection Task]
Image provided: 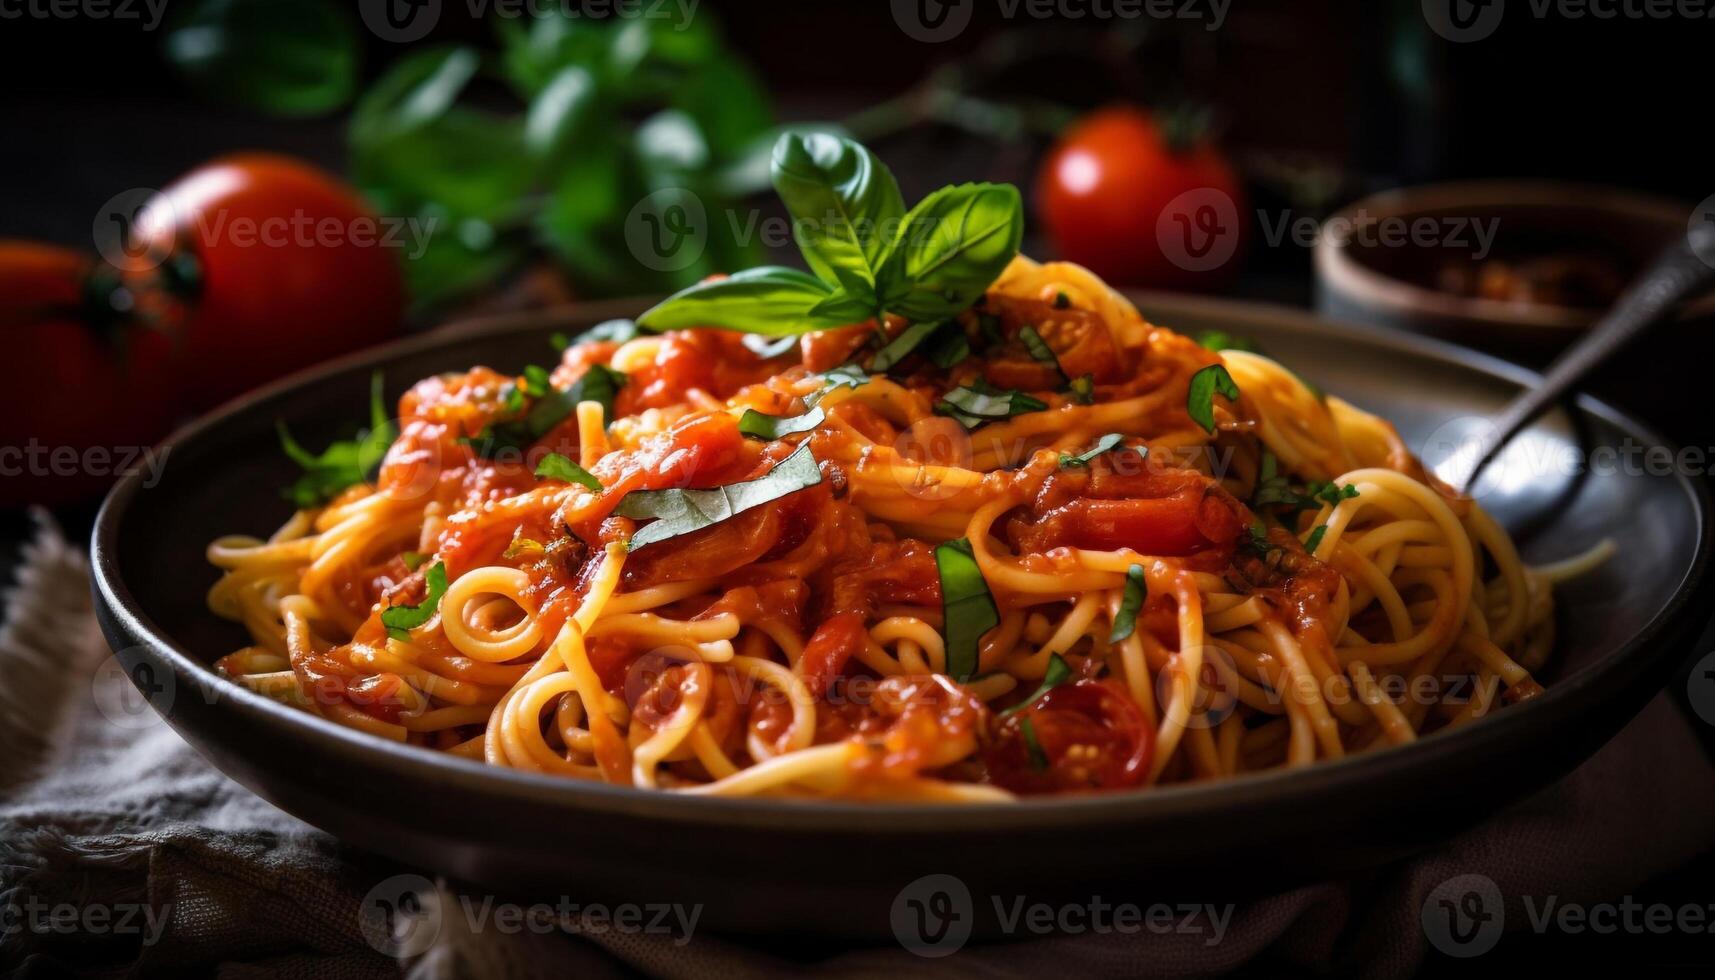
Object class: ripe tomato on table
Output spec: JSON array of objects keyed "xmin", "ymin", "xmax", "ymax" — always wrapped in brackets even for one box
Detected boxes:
[
  {"xmin": 121, "ymin": 154, "xmax": 406, "ymax": 409},
  {"xmin": 1034, "ymin": 106, "xmax": 1247, "ymax": 292}
]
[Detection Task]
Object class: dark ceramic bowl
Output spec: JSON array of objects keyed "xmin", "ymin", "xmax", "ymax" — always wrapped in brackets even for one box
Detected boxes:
[{"xmin": 92, "ymin": 295, "xmax": 1714, "ymax": 939}]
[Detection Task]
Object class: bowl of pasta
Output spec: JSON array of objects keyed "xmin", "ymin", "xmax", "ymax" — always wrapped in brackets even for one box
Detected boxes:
[{"xmin": 92, "ymin": 136, "xmax": 1713, "ymax": 936}]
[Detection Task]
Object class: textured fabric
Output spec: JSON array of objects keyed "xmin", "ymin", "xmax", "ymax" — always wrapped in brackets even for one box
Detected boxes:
[{"xmin": 2, "ymin": 512, "xmax": 1712, "ymax": 978}]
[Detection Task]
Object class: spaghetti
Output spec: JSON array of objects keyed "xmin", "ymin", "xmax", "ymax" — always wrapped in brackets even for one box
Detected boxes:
[{"xmin": 207, "ymin": 256, "xmax": 1558, "ymax": 801}]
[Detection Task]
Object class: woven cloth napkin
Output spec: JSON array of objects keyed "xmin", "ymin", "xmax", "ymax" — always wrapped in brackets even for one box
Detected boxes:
[{"xmin": 3, "ymin": 511, "xmax": 1713, "ymax": 979}]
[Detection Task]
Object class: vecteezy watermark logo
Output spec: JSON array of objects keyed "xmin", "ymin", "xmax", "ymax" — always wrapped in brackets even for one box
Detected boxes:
[
  {"xmin": 92, "ymin": 652, "xmax": 175, "ymax": 731},
  {"xmin": 0, "ymin": 0, "xmax": 170, "ymax": 30},
  {"xmin": 1423, "ymin": 0, "xmax": 1506, "ymax": 42},
  {"xmin": 625, "ymin": 187, "xmax": 708, "ymax": 273},
  {"xmin": 360, "ymin": 0, "xmax": 442, "ymax": 42},
  {"xmin": 1422, "ymin": 873, "xmax": 1505, "ymax": 957},
  {"xmin": 360, "ymin": 874, "xmax": 442, "ymax": 959},
  {"xmin": 1686, "ymin": 194, "xmax": 1715, "ymax": 269},
  {"xmin": 1157, "ymin": 187, "xmax": 1241, "ymax": 274},
  {"xmin": 1688, "ymin": 650, "xmax": 1715, "ymax": 726},
  {"xmin": 891, "ymin": 0, "xmax": 975, "ymax": 41},
  {"xmin": 892, "ymin": 874, "xmax": 974, "ymax": 957},
  {"xmin": 92, "ymin": 187, "xmax": 173, "ymax": 272}
]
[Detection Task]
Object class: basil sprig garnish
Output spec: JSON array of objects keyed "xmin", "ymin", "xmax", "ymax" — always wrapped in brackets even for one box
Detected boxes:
[
  {"xmin": 278, "ymin": 372, "xmax": 397, "ymax": 508},
  {"xmin": 935, "ymin": 380, "xmax": 1048, "ymax": 430},
  {"xmin": 615, "ymin": 442, "xmax": 822, "ymax": 552},
  {"xmin": 1186, "ymin": 364, "xmax": 1240, "ymax": 434},
  {"xmin": 382, "ymin": 561, "xmax": 448, "ymax": 642},
  {"xmin": 1109, "ymin": 563, "xmax": 1148, "ymax": 643},
  {"xmin": 467, "ymin": 363, "xmax": 626, "ymax": 456},
  {"xmin": 535, "ymin": 452, "xmax": 602, "ymax": 490},
  {"xmin": 868, "ymin": 319, "xmax": 944, "ymax": 372},
  {"xmin": 934, "ymin": 537, "xmax": 998, "ymax": 680},
  {"xmin": 999, "ymin": 653, "xmax": 1072, "ymax": 718},
  {"xmin": 638, "ymin": 133, "xmax": 1022, "ymax": 337},
  {"xmin": 1019, "ymin": 716, "xmax": 1049, "ymax": 772}
]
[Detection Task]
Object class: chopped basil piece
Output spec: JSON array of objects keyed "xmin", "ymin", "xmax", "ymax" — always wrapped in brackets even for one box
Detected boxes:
[
  {"xmin": 1304, "ymin": 524, "xmax": 1330, "ymax": 554},
  {"xmin": 400, "ymin": 550, "xmax": 427, "ymax": 571},
  {"xmin": 1109, "ymin": 563, "xmax": 1148, "ymax": 643},
  {"xmin": 742, "ymin": 333, "xmax": 800, "ymax": 359},
  {"xmin": 1068, "ymin": 373, "xmax": 1095, "ymax": 405},
  {"xmin": 935, "ymin": 380, "xmax": 1048, "ymax": 430},
  {"xmin": 999, "ymin": 653, "xmax": 1072, "ymax": 718},
  {"xmin": 616, "ymin": 443, "xmax": 823, "ymax": 552},
  {"xmin": 1059, "ymin": 433, "xmax": 1137, "ymax": 469},
  {"xmin": 382, "ymin": 562, "xmax": 447, "ymax": 642},
  {"xmin": 278, "ymin": 372, "xmax": 397, "ymax": 508},
  {"xmin": 934, "ymin": 537, "xmax": 998, "ymax": 681},
  {"xmin": 1243, "ymin": 522, "xmax": 1279, "ymax": 559},
  {"xmin": 1253, "ymin": 452, "xmax": 1359, "ymax": 514},
  {"xmin": 738, "ymin": 405, "xmax": 826, "ymax": 440},
  {"xmin": 1052, "ymin": 291, "xmax": 1071, "ymax": 309},
  {"xmin": 814, "ymin": 364, "xmax": 870, "ymax": 402},
  {"xmin": 868, "ymin": 319, "xmax": 944, "ymax": 372},
  {"xmin": 1020, "ymin": 715, "xmax": 1049, "ymax": 772},
  {"xmin": 1018, "ymin": 325, "xmax": 1069, "ymax": 385},
  {"xmin": 534, "ymin": 452, "xmax": 602, "ymax": 490},
  {"xmin": 1186, "ymin": 364, "xmax": 1240, "ymax": 434},
  {"xmin": 976, "ymin": 311, "xmax": 1006, "ymax": 349},
  {"xmin": 549, "ymin": 331, "xmax": 571, "ymax": 352},
  {"xmin": 467, "ymin": 364, "xmax": 627, "ymax": 456}
]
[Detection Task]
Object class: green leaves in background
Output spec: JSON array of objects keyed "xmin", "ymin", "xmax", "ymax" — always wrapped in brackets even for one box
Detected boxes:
[{"xmin": 162, "ymin": 0, "xmax": 358, "ymax": 117}]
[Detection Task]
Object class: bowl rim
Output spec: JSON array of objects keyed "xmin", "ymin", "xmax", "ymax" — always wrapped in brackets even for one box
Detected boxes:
[
  {"xmin": 1313, "ymin": 179, "xmax": 1709, "ymax": 331},
  {"xmin": 91, "ymin": 293, "xmax": 1715, "ymax": 833}
]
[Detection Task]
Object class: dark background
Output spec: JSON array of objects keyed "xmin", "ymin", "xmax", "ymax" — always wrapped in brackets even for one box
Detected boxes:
[{"xmin": 3, "ymin": 0, "xmax": 1713, "ymax": 971}]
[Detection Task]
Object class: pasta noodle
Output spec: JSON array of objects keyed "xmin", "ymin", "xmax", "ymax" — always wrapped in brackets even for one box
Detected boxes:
[{"xmin": 207, "ymin": 256, "xmax": 1558, "ymax": 801}]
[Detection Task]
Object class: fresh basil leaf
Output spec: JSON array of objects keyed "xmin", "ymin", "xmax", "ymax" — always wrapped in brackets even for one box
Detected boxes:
[
  {"xmin": 382, "ymin": 562, "xmax": 448, "ymax": 642},
  {"xmin": 1304, "ymin": 525, "xmax": 1330, "ymax": 554},
  {"xmin": 934, "ymin": 537, "xmax": 998, "ymax": 681},
  {"xmin": 400, "ymin": 550, "xmax": 427, "ymax": 571},
  {"xmin": 1253, "ymin": 452, "xmax": 1359, "ymax": 514},
  {"xmin": 163, "ymin": 0, "xmax": 358, "ymax": 118},
  {"xmin": 742, "ymin": 334, "xmax": 799, "ymax": 359},
  {"xmin": 935, "ymin": 381, "xmax": 1048, "ymax": 430},
  {"xmin": 1186, "ymin": 364, "xmax": 1241, "ymax": 434},
  {"xmin": 1019, "ymin": 715, "xmax": 1049, "ymax": 772},
  {"xmin": 1311, "ymin": 482, "xmax": 1361, "ymax": 506},
  {"xmin": 868, "ymin": 319, "xmax": 944, "ymax": 373},
  {"xmin": 1243, "ymin": 522, "xmax": 1278, "ymax": 559},
  {"xmin": 1018, "ymin": 325, "xmax": 1068, "ymax": 383},
  {"xmin": 535, "ymin": 452, "xmax": 602, "ymax": 490},
  {"xmin": 1052, "ymin": 291, "xmax": 1072, "ymax": 310},
  {"xmin": 550, "ymin": 332, "xmax": 571, "ymax": 352},
  {"xmin": 617, "ymin": 442, "xmax": 822, "ymax": 551},
  {"xmin": 880, "ymin": 182, "xmax": 1024, "ymax": 323},
  {"xmin": 524, "ymin": 65, "xmax": 600, "ymax": 166},
  {"xmin": 636, "ymin": 266, "xmax": 853, "ymax": 334},
  {"xmin": 738, "ymin": 405, "xmax": 825, "ymax": 440},
  {"xmin": 1059, "ymin": 433, "xmax": 1138, "ymax": 469},
  {"xmin": 770, "ymin": 132, "xmax": 905, "ymax": 291},
  {"xmin": 278, "ymin": 372, "xmax": 396, "ymax": 508},
  {"xmin": 1109, "ymin": 563, "xmax": 1148, "ymax": 643},
  {"xmin": 999, "ymin": 653, "xmax": 1073, "ymax": 718}
]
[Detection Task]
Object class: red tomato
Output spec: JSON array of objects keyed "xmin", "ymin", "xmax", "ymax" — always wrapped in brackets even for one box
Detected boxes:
[
  {"xmin": 1035, "ymin": 106, "xmax": 1246, "ymax": 291},
  {"xmin": 0, "ymin": 242, "xmax": 178, "ymax": 507},
  {"xmin": 985, "ymin": 679, "xmax": 1154, "ymax": 794},
  {"xmin": 124, "ymin": 154, "xmax": 405, "ymax": 408}
]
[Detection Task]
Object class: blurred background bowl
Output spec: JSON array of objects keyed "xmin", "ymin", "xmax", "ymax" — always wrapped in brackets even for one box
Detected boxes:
[{"xmin": 1314, "ymin": 180, "xmax": 1713, "ymax": 362}]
